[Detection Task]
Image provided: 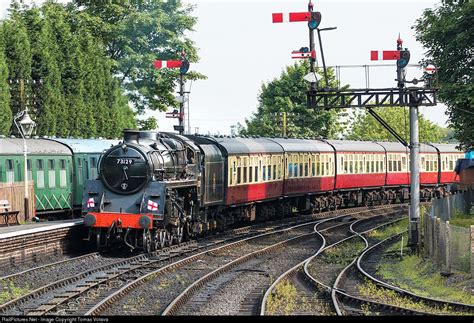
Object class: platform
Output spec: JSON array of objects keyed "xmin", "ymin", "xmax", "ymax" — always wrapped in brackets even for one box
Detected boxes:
[{"xmin": 0, "ymin": 218, "xmax": 83, "ymax": 240}]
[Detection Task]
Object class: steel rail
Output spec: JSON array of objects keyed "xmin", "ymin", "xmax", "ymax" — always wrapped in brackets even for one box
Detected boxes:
[
  {"xmin": 0, "ymin": 252, "xmax": 99, "ymax": 281},
  {"xmin": 261, "ymin": 211, "xmax": 403, "ymax": 315},
  {"xmin": 161, "ymin": 231, "xmax": 318, "ymax": 315},
  {"xmin": 85, "ymin": 205, "xmax": 403, "ymax": 316},
  {"xmin": 356, "ymin": 232, "xmax": 474, "ymax": 313}
]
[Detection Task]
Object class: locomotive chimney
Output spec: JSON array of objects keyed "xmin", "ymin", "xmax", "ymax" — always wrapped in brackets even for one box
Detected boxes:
[{"xmin": 123, "ymin": 129, "xmax": 140, "ymax": 144}]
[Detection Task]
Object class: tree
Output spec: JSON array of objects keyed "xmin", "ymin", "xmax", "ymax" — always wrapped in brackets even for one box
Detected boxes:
[
  {"xmin": 346, "ymin": 107, "xmax": 445, "ymax": 143},
  {"xmin": 413, "ymin": 0, "xmax": 473, "ymax": 151},
  {"xmin": 69, "ymin": 0, "xmax": 205, "ymax": 114},
  {"xmin": 0, "ymin": 27, "xmax": 11, "ymax": 135},
  {"xmin": 238, "ymin": 61, "xmax": 346, "ymax": 139},
  {"xmin": 3, "ymin": 1, "xmax": 32, "ymax": 119}
]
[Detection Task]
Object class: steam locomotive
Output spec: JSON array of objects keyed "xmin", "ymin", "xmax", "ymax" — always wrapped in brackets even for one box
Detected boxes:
[{"xmin": 82, "ymin": 129, "xmax": 463, "ymax": 251}]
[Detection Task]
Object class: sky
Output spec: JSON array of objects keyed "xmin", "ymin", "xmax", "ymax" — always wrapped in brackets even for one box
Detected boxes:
[{"xmin": 0, "ymin": 0, "xmax": 449, "ymax": 136}]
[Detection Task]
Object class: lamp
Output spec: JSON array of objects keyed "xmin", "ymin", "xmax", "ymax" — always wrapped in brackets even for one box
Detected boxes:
[{"xmin": 14, "ymin": 109, "xmax": 35, "ymax": 221}]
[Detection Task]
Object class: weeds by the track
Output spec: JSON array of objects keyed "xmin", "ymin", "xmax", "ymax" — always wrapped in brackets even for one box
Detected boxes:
[
  {"xmin": 265, "ymin": 279, "xmax": 297, "ymax": 315},
  {"xmin": 0, "ymin": 280, "xmax": 30, "ymax": 304},
  {"xmin": 357, "ymin": 279, "xmax": 461, "ymax": 314},
  {"xmin": 321, "ymin": 240, "xmax": 365, "ymax": 265},
  {"xmin": 367, "ymin": 218, "xmax": 408, "ymax": 241},
  {"xmin": 377, "ymin": 254, "xmax": 473, "ymax": 305}
]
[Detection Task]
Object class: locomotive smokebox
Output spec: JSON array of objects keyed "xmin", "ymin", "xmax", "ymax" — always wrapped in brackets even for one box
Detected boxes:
[{"xmin": 123, "ymin": 129, "xmax": 140, "ymax": 144}]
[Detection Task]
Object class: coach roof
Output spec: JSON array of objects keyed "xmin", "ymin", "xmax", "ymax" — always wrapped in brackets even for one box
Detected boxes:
[
  {"xmin": 268, "ymin": 138, "xmax": 333, "ymax": 153},
  {"xmin": 211, "ymin": 137, "xmax": 283, "ymax": 155},
  {"xmin": 0, "ymin": 138, "xmax": 72, "ymax": 155},
  {"xmin": 327, "ymin": 140, "xmax": 386, "ymax": 153},
  {"xmin": 47, "ymin": 138, "xmax": 118, "ymax": 154}
]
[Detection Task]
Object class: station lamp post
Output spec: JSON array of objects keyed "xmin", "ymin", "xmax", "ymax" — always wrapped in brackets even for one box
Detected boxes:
[{"xmin": 14, "ymin": 108, "xmax": 35, "ymax": 221}]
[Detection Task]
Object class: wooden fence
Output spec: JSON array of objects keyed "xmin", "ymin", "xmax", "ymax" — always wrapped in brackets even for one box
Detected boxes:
[{"xmin": 0, "ymin": 181, "xmax": 35, "ymax": 224}]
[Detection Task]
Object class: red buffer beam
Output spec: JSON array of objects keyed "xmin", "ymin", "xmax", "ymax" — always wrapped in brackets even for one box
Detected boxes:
[
  {"xmin": 370, "ymin": 50, "xmax": 401, "ymax": 61},
  {"xmin": 272, "ymin": 12, "xmax": 311, "ymax": 23}
]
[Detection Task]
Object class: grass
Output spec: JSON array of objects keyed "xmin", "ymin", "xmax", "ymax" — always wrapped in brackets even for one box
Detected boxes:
[
  {"xmin": 265, "ymin": 279, "xmax": 298, "ymax": 315},
  {"xmin": 367, "ymin": 218, "xmax": 409, "ymax": 242},
  {"xmin": 357, "ymin": 279, "xmax": 461, "ymax": 314},
  {"xmin": 449, "ymin": 208, "xmax": 474, "ymax": 228},
  {"xmin": 321, "ymin": 239, "xmax": 365, "ymax": 265},
  {"xmin": 0, "ymin": 280, "xmax": 30, "ymax": 305},
  {"xmin": 377, "ymin": 253, "xmax": 473, "ymax": 306}
]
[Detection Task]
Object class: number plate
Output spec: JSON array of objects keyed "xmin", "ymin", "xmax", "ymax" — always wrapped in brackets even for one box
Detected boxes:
[{"xmin": 116, "ymin": 158, "xmax": 134, "ymax": 165}]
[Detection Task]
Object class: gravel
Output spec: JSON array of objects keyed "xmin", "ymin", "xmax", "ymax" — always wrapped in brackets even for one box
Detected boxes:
[{"xmin": 102, "ymin": 226, "xmax": 318, "ymax": 315}]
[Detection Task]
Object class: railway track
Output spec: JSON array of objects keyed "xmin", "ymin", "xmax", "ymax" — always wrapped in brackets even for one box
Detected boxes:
[
  {"xmin": 343, "ymin": 231, "xmax": 474, "ymax": 315},
  {"xmin": 260, "ymin": 210, "xmax": 405, "ymax": 315},
  {"xmin": 0, "ymin": 204, "xmax": 407, "ymax": 316},
  {"xmin": 260, "ymin": 208, "xmax": 474, "ymax": 316},
  {"xmin": 86, "ymin": 206, "xmax": 398, "ymax": 315}
]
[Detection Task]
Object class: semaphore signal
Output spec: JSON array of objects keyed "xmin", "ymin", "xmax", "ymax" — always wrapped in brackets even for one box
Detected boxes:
[{"xmin": 153, "ymin": 51, "xmax": 190, "ymax": 135}]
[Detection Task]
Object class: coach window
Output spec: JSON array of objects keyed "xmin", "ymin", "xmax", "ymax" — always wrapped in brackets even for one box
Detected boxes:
[
  {"xmin": 420, "ymin": 156, "xmax": 426, "ymax": 171},
  {"xmin": 354, "ymin": 155, "xmax": 359, "ymax": 174},
  {"xmin": 27, "ymin": 159, "xmax": 32, "ymax": 181},
  {"xmin": 237, "ymin": 158, "xmax": 242, "ymax": 184},
  {"xmin": 324, "ymin": 155, "xmax": 329, "ymax": 176},
  {"xmin": 268, "ymin": 156, "xmax": 273, "ymax": 181},
  {"xmin": 288, "ymin": 156, "xmax": 292, "ymax": 178},
  {"xmin": 402, "ymin": 156, "xmax": 407, "ymax": 171},
  {"xmin": 359, "ymin": 155, "xmax": 364, "ymax": 173},
  {"xmin": 449, "ymin": 155, "xmax": 454, "ymax": 171},
  {"xmin": 249, "ymin": 158, "xmax": 253, "ymax": 183},
  {"xmin": 59, "ymin": 159, "xmax": 67, "ymax": 188},
  {"xmin": 273, "ymin": 157, "xmax": 277, "ymax": 180},
  {"xmin": 48, "ymin": 159, "xmax": 56, "ymax": 188},
  {"xmin": 303, "ymin": 155, "xmax": 308, "ymax": 177},
  {"xmin": 90, "ymin": 157, "xmax": 98, "ymax": 179},
  {"xmin": 434, "ymin": 158, "xmax": 438, "ymax": 171},
  {"xmin": 242, "ymin": 157, "xmax": 248, "ymax": 184},
  {"xmin": 279, "ymin": 157, "xmax": 283, "ymax": 179},
  {"xmin": 36, "ymin": 160, "xmax": 45, "ymax": 188},
  {"xmin": 5, "ymin": 159, "xmax": 14, "ymax": 183}
]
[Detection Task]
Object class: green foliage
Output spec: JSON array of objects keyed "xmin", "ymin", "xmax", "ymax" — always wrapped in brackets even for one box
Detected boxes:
[
  {"xmin": 137, "ymin": 117, "xmax": 158, "ymax": 131},
  {"xmin": 238, "ymin": 61, "xmax": 347, "ymax": 139},
  {"xmin": 0, "ymin": 280, "xmax": 30, "ymax": 305},
  {"xmin": 358, "ymin": 279, "xmax": 462, "ymax": 314},
  {"xmin": 413, "ymin": 1, "xmax": 474, "ymax": 151},
  {"xmin": 69, "ymin": 0, "xmax": 205, "ymax": 114},
  {"xmin": 450, "ymin": 208, "xmax": 474, "ymax": 228},
  {"xmin": 367, "ymin": 218, "xmax": 409, "ymax": 241},
  {"xmin": 0, "ymin": 1, "xmax": 137, "ymax": 138},
  {"xmin": 346, "ymin": 107, "xmax": 445, "ymax": 142},
  {"xmin": 0, "ymin": 28, "xmax": 11, "ymax": 135},
  {"xmin": 320, "ymin": 239, "xmax": 364, "ymax": 264}
]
